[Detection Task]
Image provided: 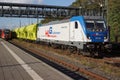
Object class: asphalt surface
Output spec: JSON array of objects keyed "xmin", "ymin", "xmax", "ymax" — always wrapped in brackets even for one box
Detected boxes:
[{"xmin": 0, "ymin": 39, "xmax": 74, "ymax": 80}]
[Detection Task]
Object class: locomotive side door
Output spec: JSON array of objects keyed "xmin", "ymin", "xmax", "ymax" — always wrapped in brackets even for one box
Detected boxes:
[{"xmin": 70, "ymin": 21, "xmax": 75, "ymax": 41}]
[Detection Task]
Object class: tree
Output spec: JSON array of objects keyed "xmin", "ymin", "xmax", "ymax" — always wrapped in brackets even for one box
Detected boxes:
[
  {"xmin": 108, "ymin": 0, "xmax": 120, "ymax": 41},
  {"xmin": 71, "ymin": 0, "xmax": 104, "ymax": 9}
]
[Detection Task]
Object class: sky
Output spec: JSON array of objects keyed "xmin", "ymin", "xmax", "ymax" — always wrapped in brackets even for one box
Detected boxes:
[{"xmin": 0, "ymin": 0, "xmax": 75, "ymax": 29}]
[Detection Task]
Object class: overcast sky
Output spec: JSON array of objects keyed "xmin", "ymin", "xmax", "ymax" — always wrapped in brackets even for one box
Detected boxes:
[{"xmin": 0, "ymin": 0, "xmax": 75, "ymax": 29}]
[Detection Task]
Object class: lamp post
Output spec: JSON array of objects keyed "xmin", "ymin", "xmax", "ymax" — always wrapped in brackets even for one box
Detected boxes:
[{"xmin": 99, "ymin": 3, "xmax": 103, "ymax": 16}]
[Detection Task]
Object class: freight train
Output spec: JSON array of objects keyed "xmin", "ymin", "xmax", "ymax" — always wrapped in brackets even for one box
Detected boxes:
[{"xmin": 14, "ymin": 16, "xmax": 111, "ymax": 57}]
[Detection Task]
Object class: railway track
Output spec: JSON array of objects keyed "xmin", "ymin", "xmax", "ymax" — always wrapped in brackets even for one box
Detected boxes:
[
  {"xmin": 10, "ymin": 40, "xmax": 109, "ymax": 80},
  {"xmin": 103, "ymin": 58, "xmax": 120, "ymax": 68},
  {"xmin": 104, "ymin": 58, "xmax": 120, "ymax": 63}
]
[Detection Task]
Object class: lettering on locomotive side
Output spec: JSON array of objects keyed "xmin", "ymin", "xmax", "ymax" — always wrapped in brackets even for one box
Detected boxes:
[{"xmin": 45, "ymin": 27, "xmax": 61, "ymax": 37}]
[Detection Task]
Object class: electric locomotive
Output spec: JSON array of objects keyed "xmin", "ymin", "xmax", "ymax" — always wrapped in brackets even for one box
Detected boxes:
[{"xmin": 37, "ymin": 16, "xmax": 110, "ymax": 57}]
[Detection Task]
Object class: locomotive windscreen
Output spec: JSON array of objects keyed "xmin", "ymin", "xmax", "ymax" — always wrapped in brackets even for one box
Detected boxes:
[
  {"xmin": 95, "ymin": 21, "xmax": 106, "ymax": 30},
  {"xmin": 86, "ymin": 21, "xmax": 106, "ymax": 32},
  {"xmin": 86, "ymin": 21, "xmax": 94, "ymax": 31}
]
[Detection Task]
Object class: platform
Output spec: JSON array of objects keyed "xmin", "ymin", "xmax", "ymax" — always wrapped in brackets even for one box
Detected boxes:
[{"xmin": 0, "ymin": 39, "xmax": 72, "ymax": 80}]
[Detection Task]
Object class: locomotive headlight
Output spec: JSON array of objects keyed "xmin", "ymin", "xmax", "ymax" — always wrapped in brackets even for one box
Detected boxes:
[
  {"xmin": 104, "ymin": 34, "xmax": 108, "ymax": 39},
  {"xmin": 104, "ymin": 37, "xmax": 107, "ymax": 39},
  {"xmin": 104, "ymin": 36, "xmax": 107, "ymax": 39}
]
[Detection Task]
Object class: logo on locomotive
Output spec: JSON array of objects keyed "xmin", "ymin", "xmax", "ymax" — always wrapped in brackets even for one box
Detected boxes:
[{"xmin": 45, "ymin": 27, "xmax": 60, "ymax": 37}]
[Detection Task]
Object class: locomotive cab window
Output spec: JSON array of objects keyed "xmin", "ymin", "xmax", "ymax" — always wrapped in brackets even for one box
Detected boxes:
[
  {"xmin": 75, "ymin": 22, "xmax": 78, "ymax": 29},
  {"xmin": 95, "ymin": 21, "xmax": 106, "ymax": 31},
  {"xmin": 86, "ymin": 21, "xmax": 94, "ymax": 31}
]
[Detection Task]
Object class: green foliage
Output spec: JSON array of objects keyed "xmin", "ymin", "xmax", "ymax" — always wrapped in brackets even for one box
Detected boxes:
[
  {"xmin": 71, "ymin": 0, "xmax": 104, "ymax": 9},
  {"xmin": 108, "ymin": 0, "xmax": 120, "ymax": 41}
]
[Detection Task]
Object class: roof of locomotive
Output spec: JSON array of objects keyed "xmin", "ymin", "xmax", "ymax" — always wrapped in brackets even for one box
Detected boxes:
[
  {"xmin": 40, "ymin": 16, "xmax": 105, "ymax": 26},
  {"xmin": 41, "ymin": 19, "xmax": 70, "ymax": 26}
]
